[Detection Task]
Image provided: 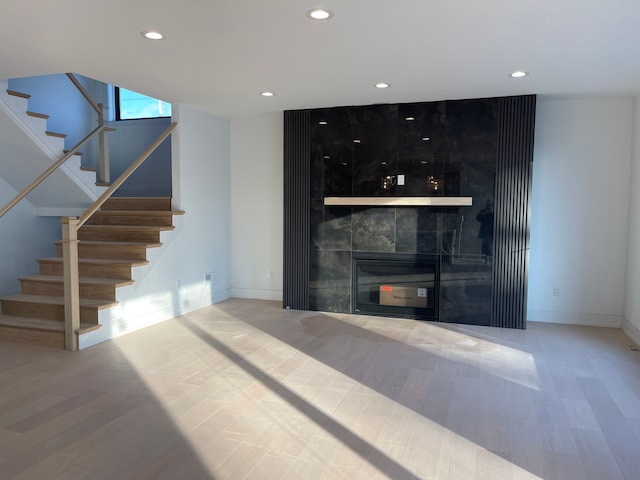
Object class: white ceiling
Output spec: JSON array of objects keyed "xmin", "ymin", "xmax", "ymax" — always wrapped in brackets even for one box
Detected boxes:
[{"xmin": 1, "ymin": 0, "xmax": 639, "ymax": 118}]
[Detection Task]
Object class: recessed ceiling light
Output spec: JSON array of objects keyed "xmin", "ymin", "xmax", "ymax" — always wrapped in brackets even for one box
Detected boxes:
[
  {"xmin": 510, "ymin": 70, "xmax": 528, "ymax": 78},
  {"xmin": 142, "ymin": 31, "xmax": 163, "ymax": 40},
  {"xmin": 261, "ymin": 91, "xmax": 275, "ymax": 97},
  {"xmin": 307, "ymin": 8, "xmax": 333, "ymax": 20},
  {"xmin": 353, "ymin": 139, "xmax": 362, "ymax": 144},
  {"xmin": 422, "ymin": 137, "xmax": 431, "ymax": 141},
  {"xmin": 323, "ymin": 155, "xmax": 331, "ymax": 159},
  {"xmin": 318, "ymin": 121, "xmax": 328, "ymax": 125},
  {"xmin": 405, "ymin": 117, "xmax": 415, "ymax": 121},
  {"xmin": 375, "ymin": 83, "xmax": 390, "ymax": 89}
]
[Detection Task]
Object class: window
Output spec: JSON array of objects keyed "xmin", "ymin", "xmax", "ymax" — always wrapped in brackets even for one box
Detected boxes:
[{"xmin": 115, "ymin": 87, "xmax": 171, "ymax": 120}]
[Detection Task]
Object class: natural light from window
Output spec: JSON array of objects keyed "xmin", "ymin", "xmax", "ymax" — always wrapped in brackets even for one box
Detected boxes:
[{"xmin": 118, "ymin": 87, "xmax": 171, "ymax": 120}]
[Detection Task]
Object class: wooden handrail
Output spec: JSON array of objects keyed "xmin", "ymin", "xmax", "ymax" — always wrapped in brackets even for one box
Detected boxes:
[
  {"xmin": 66, "ymin": 73, "xmax": 102, "ymax": 116},
  {"xmin": 77, "ymin": 122, "xmax": 177, "ymax": 228},
  {"xmin": 0, "ymin": 125, "xmax": 106, "ymax": 219},
  {"xmin": 62, "ymin": 121, "xmax": 177, "ymax": 350}
]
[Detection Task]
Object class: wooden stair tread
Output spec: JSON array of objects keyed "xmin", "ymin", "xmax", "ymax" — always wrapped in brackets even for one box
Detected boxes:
[
  {"xmin": 18, "ymin": 275, "xmax": 134, "ymax": 287},
  {"xmin": 38, "ymin": 257, "xmax": 149, "ymax": 267},
  {"xmin": 0, "ymin": 294, "xmax": 117, "ymax": 310},
  {"xmin": 0, "ymin": 315, "xmax": 63, "ymax": 331},
  {"xmin": 77, "ymin": 324, "xmax": 102, "ymax": 334},
  {"xmin": 95, "ymin": 210, "xmax": 185, "ymax": 216},
  {"xmin": 45, "ymin": 130, "xmax": 67, "ymax": 138},
  {"xmin": 0, "ymin": 315, "xmax": 100, "ymax": 334},
  {"xmin": 80, "ymin": 166, "xmax": 96, "ymax": 172},
  {"xmin": 63, "ymin": 149, "xmax": 83, "ymax": 156},
  {"xmin": 6, "ymin": 89, "xmax": 30, "ymax": 99},
  {"xmin": 80, "ymin": 225, "xmax": 175, "ymax": 231},
  {"xmin": 26, "ymin": 111, "xmax": 50, "ymax": 119},
  {"xmin": 101, "ymin": 197, "xmax": 173, "ymax": 211},
  {"xmin": 54, "ymin": 240, "xmax": 162, "ymax": 247},
  {"xmin": 107, "ymin": 196, "xmax": 171, "ymax": 200}
]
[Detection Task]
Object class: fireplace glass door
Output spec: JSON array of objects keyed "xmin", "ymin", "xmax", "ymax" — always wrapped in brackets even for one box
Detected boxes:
[{"xmin": 353, "ymin": 254, "xmax": 439, "ymax": 319}]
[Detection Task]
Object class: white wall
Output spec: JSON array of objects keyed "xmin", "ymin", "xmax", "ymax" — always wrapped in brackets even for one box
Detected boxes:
[
  {"xmin": 230, "ymin": 113, "xmax": 283, "ymax": 301},
  {"xmin": 170, "ymin": 105, "xmax": 232, "ymax": 304},
  {"xmin": 624, "ymin": 96, "xmax": 640, "ymax": 345},
  {"xmin": 9, "ymin": 74, "xmax": 100, "ymax": 153},
  {"xmin": 528, "ymin": 97, "xmax": 633, "ymax": 327},
  {"xmin": 0, "ymin": 177, "xmax": 60, "ymax": 295},
  {"xmin": 81, "ymin": 105, "xmax": 232, "ymax": 348},
  {"xmin": 108, "ymin": 118, "xmax": 173, "ymax": 197}
]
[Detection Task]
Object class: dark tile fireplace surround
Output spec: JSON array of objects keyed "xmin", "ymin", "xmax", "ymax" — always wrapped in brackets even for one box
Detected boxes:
[{"xmin": 284, "ymin": 95, "xmax": 536, "ymax": 329}]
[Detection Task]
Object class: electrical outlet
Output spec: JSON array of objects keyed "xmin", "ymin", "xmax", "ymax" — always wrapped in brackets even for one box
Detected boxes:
[
  {"xmin": 553, "ymin": 286, "xmax": 560, "ymax": 297},
  {"xmin": 267, "ymin": 269, "xmax": 273, "ymax": 279},
  {"xmin": 205, "ymin": 273, "xmax": 212, "ymax": 284}
]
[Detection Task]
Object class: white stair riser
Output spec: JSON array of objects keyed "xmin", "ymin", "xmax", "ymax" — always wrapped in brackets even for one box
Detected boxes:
[{"xmin": 23, "ymin": 115, "xmax": 48, "ymax": 136}]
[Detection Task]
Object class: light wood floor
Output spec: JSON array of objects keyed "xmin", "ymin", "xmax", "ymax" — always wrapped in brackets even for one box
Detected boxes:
[{"xmin": 1, "ymin": 299, "xmax": 639, "ymax": 480}]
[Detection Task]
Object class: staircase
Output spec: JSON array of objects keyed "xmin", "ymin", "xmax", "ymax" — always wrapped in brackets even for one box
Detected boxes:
[
  {"xmin": 1, "ymin": 78, "xmax": 181, "ymax": 349},
  {"xmin": 0, "ymin": 197, "xmax": 184, "ymax": 348},
  {"xmin": 0, "ymin": 81, "xmax": 107, "ymax": 209}
]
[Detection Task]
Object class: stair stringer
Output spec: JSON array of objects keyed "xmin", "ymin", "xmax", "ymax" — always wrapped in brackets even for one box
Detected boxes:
[
  {"xmin": 78, "ymin": 215, "xmax": 218, "ymax": 349},
  {"xmin": 0, "ymin": 79, "xmax": 107, "ymax": 213}
]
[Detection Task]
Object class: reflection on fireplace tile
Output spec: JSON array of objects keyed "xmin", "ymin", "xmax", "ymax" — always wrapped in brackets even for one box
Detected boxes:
[
  {"xmin": 396, "ymin": 231, "xmax": 438, "ymax": 254},
  {"xmin": 311, "ymin": 201, "xmax": 352, "ymax": 251},
  {"xmin": 309, "ymin": 250, "xmax": 351, "ymax": 312},
  {"xmin": 395, "ymin": 208, "xmax": 439, "ymax": 254},
  {"xmin": 352, "ymin": 208, "xmax": 395, "ymax": 252},
  {"xmin": 439, "ymin": 256, "xmax": 492, "ymax": 326}
]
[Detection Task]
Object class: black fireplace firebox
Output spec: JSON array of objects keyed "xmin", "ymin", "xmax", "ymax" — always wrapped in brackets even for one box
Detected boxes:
[{"xmin": 353, "ymin": 253, "xmax": 439, "ymax": 320}]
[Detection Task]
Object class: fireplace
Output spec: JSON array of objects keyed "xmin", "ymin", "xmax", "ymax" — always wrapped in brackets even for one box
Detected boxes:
[
  {"xmin": 285, "ymin": 96, "xmax": 535, "ymax": 328},
  {"xmin": 352, "ymin": 253, "xmax": 439, "ymax": 320}
]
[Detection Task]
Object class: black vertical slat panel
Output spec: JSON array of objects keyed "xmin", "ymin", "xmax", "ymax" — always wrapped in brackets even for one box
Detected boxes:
[
  {"xmin": 283, "ymin": 110, "xmax": 311, "ymax": 309},
  {"xmin": 492, "ymin": 95, "xmax": 536, "ymax": 329}
]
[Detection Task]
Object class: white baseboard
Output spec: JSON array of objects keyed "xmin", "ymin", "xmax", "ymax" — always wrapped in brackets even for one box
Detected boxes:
[
  {"xmin": 212, "ymin": 288, "xmax": 232, "ymax": 304},
  {"xmin": 622, "ymin": 319, "xmax": 640, "ymax": 346},
  {"xmin": 79, "ymin": 288, "xmax": 231, "ymax": 350},
  {"xmin": 81, "ymin": 304, "xmax": 180, "ymax": 350},
  {"xmin": 230, "ymin": 288, "xmax": 283, "ymax": 302},
  {"xmin": 527, "ymin": 309, "xmax": 623, "ymax": 328}
]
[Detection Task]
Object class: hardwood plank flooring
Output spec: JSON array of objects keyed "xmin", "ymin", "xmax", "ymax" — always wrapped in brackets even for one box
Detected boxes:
[{"xmin": 0, "ymin": 298, "xmax": 639, "ymax": 479}]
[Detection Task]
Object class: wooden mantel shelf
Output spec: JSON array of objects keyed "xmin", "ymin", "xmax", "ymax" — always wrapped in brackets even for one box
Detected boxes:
[{"xmin": 323, "ymin": 196, "xmax": 473, "ymax": 207}]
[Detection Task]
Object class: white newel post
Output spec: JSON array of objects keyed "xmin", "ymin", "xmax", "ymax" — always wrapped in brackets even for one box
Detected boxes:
[
  {"xmin": 98, "ymin": 103, "xmax": 110, "ymax": 184},
  {"xmin": 61, "ymin": 217, "xmax": 80, "ymax": 351}
]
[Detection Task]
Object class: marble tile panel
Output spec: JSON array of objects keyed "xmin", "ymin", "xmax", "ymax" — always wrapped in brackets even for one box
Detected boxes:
[
  {"xmin": 395, "ymin": 207, "xmax": 439, "ymax": 254},
  {"xmin": 439, "ymin": 257, "xmax": 493, "ymax": 326},
  {"xmin": 309, "ymin": 250, "xmax": 351, "ymax": 313},
  {"xmin": 310, "ymin": 201, "xmax": 352, "ymax": 251},
  {"xmin": 352, "ymin": 208, "xmax": 395, "ymax": 252}
]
